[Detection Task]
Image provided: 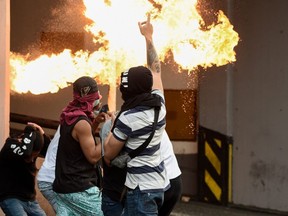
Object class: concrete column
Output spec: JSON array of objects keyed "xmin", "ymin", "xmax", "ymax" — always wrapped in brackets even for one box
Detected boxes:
[
  {"xmin": 0, "ymin": 0, "xmax": 10, "ymax": 148},
  {"xmin": 225, "ymin": 0, "xmax": 234, "ymax": 137}
]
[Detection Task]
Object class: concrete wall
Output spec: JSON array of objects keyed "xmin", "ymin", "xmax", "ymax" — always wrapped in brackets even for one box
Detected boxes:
[
  {"xmin": 233, "ymin": 0, "xmax": 288, "ymax": 212},
  {"xmin": 199, "ymin": 0, "xmax": 288, "ymax": 213}
]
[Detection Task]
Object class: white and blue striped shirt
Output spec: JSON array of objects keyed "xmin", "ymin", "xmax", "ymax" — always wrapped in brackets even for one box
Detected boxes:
[{"xmin": 113, "ymin": 90, "xmax": 167, "ymax": 192}]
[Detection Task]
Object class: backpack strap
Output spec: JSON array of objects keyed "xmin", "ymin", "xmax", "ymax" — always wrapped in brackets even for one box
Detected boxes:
[{"xmin": 128, "ymin": 106, "xmax": 160, "ymax": 159}]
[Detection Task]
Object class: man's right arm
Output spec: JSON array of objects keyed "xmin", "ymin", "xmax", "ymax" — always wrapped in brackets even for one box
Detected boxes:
[
  {"xmin": 73, "ymin": 120, "xmax": 102, "ymax": 165},
  {"xmin": 138, "ymin": 14, "xmax": 163, "ymax": 92}
]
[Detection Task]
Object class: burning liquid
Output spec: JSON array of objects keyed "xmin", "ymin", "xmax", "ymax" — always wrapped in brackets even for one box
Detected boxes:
[{"xmin": 10, "ymin": 0, "xmax": 239, "ymax": 95}]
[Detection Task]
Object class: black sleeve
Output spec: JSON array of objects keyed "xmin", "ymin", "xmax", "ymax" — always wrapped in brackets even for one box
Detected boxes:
[
  {"xmin": 39, "ymin": 134, "xmax": 51, "ymax": 157},
  {"xmin": 20, "ymin": 125, "xmax": 38, "ymax": 157},
  {"xmin": 2, "ymin": 134, "xmax": 35, "ymax": 158},
  {"xmin": 4, "ymin": 125, "xmax": 43, "ymax": 158}
]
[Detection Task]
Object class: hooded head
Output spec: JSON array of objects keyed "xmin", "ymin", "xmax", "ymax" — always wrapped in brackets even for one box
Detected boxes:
[
  {"xmin": 23, "ymin": 125, "xmax": 44, "ymax": 153},
  {"xmin": 120, "ymin": 66, "xmax": 153, "ymax": 101}
]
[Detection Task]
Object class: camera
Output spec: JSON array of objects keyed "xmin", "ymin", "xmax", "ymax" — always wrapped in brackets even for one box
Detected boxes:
[{"xmin": 100, "ymin": 104, "xmax": 109, "ymax": 113}]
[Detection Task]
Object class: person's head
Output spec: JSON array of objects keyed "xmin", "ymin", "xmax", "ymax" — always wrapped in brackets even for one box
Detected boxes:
[
  {"xmin": 73, "ymin": 76, "xmax": 102, "ymax": 115},
  {"xmin": 120, "ymin": 66, "xmax": 153, "ymax": 101},
  {"xmin": 22, "ymin": 125, "xmax": 44, "ymax": 161}
]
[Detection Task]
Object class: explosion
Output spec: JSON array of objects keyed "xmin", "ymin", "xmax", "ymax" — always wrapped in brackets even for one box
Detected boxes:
[{"xmin": 10, "ymin": 0, "xmax": 239, "ymax": 95}]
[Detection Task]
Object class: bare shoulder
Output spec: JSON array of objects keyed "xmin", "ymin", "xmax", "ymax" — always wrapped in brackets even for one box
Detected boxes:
[{"xmin": 73, "ymin": 119, "xmax": 92, "ymax": 140}]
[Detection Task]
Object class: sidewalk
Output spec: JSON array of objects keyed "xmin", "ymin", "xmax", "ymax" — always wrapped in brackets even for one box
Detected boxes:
[{"xmin": 171, "ymin": 200, "xmax": 283, "ymax": 216}]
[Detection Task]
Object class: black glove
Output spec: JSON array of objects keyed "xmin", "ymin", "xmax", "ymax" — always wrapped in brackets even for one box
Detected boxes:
[{"xmin": 110, "ymin": 152, "xmax": 131, "ymax": 169}]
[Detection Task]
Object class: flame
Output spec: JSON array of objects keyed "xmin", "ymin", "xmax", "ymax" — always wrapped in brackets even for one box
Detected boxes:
[{"xmin": 10, "ymin": 0, "xmax": 239, "ymax": 95}]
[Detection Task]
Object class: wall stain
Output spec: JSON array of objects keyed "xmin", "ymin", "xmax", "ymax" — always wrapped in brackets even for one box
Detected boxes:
[{"xmin": 249, "ymin": 160, "xmax": 288, "ymax": 192}]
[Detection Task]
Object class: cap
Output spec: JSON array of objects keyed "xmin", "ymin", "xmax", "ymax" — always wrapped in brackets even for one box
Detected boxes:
[{"xmin": 73, "ymin": 76, "xmax": 99, "ymax": 97}]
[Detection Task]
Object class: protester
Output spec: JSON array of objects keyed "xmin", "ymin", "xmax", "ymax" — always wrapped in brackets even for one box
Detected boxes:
[
  {"xmin": 36, "ymin": 126, "xmax": 60, "ymax": 212},
  {"xmin": 37, "ymin": 115, "xmax": 107, "ymax": 213},
  {"xmin": 52, "ymin": 76, "xmax": 109, "ymax": 216},
  {"xmin": 159, "ymin": 130, "xmax": 182, "ymax": 216},
  {"xmin": 99, "ymin": 119, "xmax": 127, "ymax": 216},
  {"xmin": 100, "ymin": 120, "xmax": 182, "ymax": 216},
  {"xmin": 0, "ymin": 122, "xmax": 51, "ymax": 216},
  {"xmin": 104, "ymin": 14, "xmax": 167, "ymax": 216}
]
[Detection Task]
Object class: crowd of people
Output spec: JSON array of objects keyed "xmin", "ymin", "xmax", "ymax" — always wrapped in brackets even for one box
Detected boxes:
[{"xmin": 0, "ymin": 14, "xmax": 182, "ymax": 216}]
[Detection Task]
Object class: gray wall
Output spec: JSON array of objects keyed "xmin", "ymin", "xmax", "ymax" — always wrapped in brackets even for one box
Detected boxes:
[{"xmin": 199, "ymin": 0, "xmax": 288, "ymax": 213}]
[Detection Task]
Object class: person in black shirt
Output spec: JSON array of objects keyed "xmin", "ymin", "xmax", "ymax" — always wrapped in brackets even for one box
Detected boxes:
[
  {"xmin": 0, "ymin": 122, "xmax": 51, "ymax": 216},
  {"xmin": 53, "ymin": 76, "xmax": 109, "ymax": 215}
]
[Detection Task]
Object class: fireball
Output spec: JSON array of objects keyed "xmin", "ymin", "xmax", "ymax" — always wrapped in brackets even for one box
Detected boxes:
[{"xmin": 10, "ymin": 0, "xmax": 239, "ymax": 96}]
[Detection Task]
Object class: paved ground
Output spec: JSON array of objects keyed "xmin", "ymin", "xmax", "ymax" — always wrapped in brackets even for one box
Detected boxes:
[
  {"xmin": 171, "ymin": 200, "xmax": 284, "ymax": 216},
  {"xmin": 0, "ymin": 197, "xmax": 285, "ymax": 216}
]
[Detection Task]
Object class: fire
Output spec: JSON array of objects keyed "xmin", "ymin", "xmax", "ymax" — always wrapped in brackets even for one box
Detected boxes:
[
  {"xmin": 10, "ymin": 49, "xmax": 120, "ymax": 94},
  {"xmin": 10, "ymin": 0, "xmax": 239, "ymax": 95}
]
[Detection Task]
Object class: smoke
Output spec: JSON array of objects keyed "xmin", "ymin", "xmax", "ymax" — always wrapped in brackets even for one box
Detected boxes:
[
  {"xmin": 40, "ymin": 0, "xmax": 96, "ymax": 54},
  {"xmin": 44, "ymin": 0, "xmax": 91, "ymax": 32}
]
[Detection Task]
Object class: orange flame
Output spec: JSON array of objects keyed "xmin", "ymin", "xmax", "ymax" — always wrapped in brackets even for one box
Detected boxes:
[{"xmin": 10, "ymin": 0, "xmax": 239, "ymax": 95}]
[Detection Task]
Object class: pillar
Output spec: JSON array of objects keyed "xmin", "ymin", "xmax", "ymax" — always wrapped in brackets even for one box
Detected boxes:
[{"xmin": 0, "ymin": 0, "xmax": 10, "ymax": 147}]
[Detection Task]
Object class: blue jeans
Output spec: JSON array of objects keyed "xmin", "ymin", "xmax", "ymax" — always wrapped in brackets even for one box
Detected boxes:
[
  {"xmin": 0, "ymin": 198, "xmax": 46, "ymax": 216},
  {"xmin": 101, "ymin": 193, "xmax": 124, "ymax": 216},
  {"xmin": 37, "ymin": 181, "xmax": 57, "ymax": 212},
  {"xmin": 123, "ymin": 187, "xmax": 164, "ymax": 216}
]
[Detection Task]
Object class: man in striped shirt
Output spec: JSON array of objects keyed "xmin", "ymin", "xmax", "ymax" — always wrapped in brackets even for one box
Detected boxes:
[{"xmin": 104, "ymin": 14, "xmax": 167, "ymax": 216}]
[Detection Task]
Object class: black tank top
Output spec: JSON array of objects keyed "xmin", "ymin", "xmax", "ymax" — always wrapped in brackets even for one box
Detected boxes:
[{"xmin": 53, "ymin": 116, "xmax": 97, "ymax": 193}]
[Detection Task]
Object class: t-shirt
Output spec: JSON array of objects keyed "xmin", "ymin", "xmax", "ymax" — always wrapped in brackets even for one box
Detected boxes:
[
  {"xmin": 161, "ymin": 130, "xmax": 181, "ymax": 180},
  {"xmin": 37, "ymin": 126, "xmax": 60, "ymax": 183},
  {"xmin": 112, "ymin": 90, "xmax": 167, "ymax": 192}
]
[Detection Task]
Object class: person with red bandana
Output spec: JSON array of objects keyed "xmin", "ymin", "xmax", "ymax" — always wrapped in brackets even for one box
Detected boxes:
[{"xmin": 53, "ymin": 76, "xmax": 109, "ymax": 215}]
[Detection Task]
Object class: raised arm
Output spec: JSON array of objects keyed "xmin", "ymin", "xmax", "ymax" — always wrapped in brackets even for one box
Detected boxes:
[{"xmin": 138, "ymin": 14, "xmax": 163, "ymax": 92}]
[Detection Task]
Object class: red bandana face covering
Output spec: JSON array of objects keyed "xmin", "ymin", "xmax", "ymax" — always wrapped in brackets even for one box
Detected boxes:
[{"xmin": 60, "ymin": 91, "xmax": 101, "ymax": 125}]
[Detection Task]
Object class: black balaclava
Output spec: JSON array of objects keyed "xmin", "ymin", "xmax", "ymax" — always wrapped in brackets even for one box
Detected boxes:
[
  {"xmin": 23, "ymin": 125, "xmax": 44, "ymax": 153},
  {"xmin": 120, "ymin": 66, "xmax": 153, "ymax": 101},
  {"xmin": 111, "ymin": 66, "xmax": 161, "ymax": 132}
]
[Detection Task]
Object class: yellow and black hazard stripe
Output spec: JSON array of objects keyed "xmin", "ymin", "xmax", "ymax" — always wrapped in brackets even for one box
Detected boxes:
[{"xmin": 198, "ymin": 126, "xmax": 233, "ymax": 205}]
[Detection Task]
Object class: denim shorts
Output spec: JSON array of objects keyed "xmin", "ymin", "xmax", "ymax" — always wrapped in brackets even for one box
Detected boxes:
[
  {"xmin": 37, "ymin": 181, "xmax": 57, "ymax": 212},
  {"xmin": 0, "ymin": 198, "xmax": 46, "ymax": 216}
]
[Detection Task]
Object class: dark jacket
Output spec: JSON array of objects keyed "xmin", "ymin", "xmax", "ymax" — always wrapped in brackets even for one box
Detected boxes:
[{"xmin": 0, "ymin": 134, "xmax": 50, "ymax": 202}]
